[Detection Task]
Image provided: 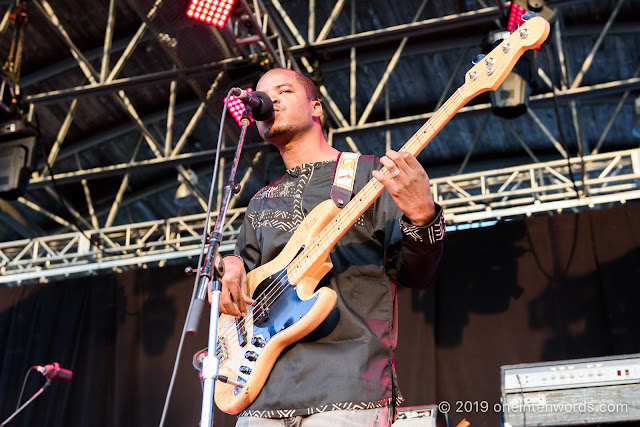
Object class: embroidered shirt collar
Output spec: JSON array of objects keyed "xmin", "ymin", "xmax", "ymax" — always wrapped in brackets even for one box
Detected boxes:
[{"xmin": 286, "ymin": 160, "xmax": 335, "ymax": 178}]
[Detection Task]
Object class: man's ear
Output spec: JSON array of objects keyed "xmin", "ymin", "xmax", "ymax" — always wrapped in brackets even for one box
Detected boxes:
[{"xmin": 311, "ymin": 100, "xmax": 323, "ymax": 118}]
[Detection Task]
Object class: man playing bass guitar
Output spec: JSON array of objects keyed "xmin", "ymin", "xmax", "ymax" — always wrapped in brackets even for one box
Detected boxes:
[{"xmin": 216, "ymin": 67, "xmax": 444, "ymax": 426}]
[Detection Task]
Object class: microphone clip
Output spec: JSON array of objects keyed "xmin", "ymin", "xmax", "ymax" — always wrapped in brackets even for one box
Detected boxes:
[{"xmin": 36, "ymin": 362, "xmax": 73, "ymax": 382}]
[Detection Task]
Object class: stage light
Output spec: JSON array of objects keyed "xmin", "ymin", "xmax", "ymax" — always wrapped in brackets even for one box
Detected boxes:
[
  {"xmin": 224, "ymin": 88, "xmax": 254, "ymax": 127},
  {"xmin": 507, "ymin": 2, "xmax": 528, "ymax": 33},
  {"xmin": 487, "ymin": 1, "xmax": 556, "ymax": 119},
  {"xmin": 487, "ymin": 30, "xmax": 532, "ymax": 119},
  {"xmin": 0, "ymin": 3, "xmax": 38, "ymax": 200},
  {"xmin": 509, "ymin": 0, "xmax": 556, "ymax": 34},
  {"xmin": 186, "ymin": 0, "xmax": 236, "ymax": 28}
]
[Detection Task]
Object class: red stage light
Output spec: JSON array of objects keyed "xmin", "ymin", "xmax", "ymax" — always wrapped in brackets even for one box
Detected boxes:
[
  {"xmin": 507, "ymin": 3, "xmax": 542, "ymax": 50},
  {"xmin": 224, "ymin": 88, "xmax": 255, "ymax": 127},
  {"xmin": 507, "ymin": 2, "xmax": 527, "ymax": 32},
  {"xmin": 186, "ymin": 0, "xmax": 236, "ymax": 28}
]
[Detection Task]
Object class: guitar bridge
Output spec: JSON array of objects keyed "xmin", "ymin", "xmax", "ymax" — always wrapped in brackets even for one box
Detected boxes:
[{"xmin": 216, "ymin": 336, "xmax": 229, "ymax": 364}]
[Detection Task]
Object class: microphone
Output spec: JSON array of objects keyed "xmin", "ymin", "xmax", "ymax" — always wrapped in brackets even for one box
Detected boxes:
[
  {"xmin": 230, "ymin": 88, "xmax": 274, "ymax": 121},
  {"xmin": 35, "ymin": 362, "xmax": 73, "ymax": 382}
]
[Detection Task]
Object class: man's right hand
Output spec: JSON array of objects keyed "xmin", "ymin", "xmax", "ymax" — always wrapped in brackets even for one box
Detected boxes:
[{"xmin": 209, "ymin": 255, "xmax": 256, "ymax": 318}]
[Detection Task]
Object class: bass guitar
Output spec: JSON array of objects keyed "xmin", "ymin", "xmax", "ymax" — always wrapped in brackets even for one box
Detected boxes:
[{"xmin": 213, "ymin": 15, "xmax": 550, "ymax": 414}]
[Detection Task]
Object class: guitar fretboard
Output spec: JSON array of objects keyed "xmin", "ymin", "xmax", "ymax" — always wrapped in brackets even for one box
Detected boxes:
[{"xmin": 286, "ymin": 87, "xmax": 468, "ymax": 283}]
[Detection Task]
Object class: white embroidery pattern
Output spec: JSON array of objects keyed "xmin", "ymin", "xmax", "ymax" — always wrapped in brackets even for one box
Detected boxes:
[
  {"xmin": 239, "ymin": 397, "xmax": 392, "ymax": 419},
  {"xmin": 398, "ymin": 209, "xmax": 446, "ymax": 244}
]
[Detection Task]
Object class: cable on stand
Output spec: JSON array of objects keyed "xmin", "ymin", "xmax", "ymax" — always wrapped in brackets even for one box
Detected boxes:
[{"xmin": 1, "ymin": 362, "xmax": 73, "ymax": 426}]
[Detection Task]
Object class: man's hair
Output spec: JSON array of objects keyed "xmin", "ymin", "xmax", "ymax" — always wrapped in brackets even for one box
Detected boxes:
[{"xmin": 262, "ymin": 68, "xmax": 319, "ymax": 101}]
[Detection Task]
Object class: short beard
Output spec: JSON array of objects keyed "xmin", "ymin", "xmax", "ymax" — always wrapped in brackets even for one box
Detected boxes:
[{"xmin": 264, "ymin": 123, "xmax": 293, "ymax": 139}]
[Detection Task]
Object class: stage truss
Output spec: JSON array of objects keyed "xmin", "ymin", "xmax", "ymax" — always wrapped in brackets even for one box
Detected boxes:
[
  {"xmin": 0, "ymin": 0, "xmax": 639, "ymax": 284},
  {"xmin": 2, "ymin": 148, "xmax": 639, "ymax": 285}
]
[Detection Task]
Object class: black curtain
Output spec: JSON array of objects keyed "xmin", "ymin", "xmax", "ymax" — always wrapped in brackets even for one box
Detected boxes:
[{"xmin": 1, "ymin": 204, "xmax": 639, "ymax": 427}]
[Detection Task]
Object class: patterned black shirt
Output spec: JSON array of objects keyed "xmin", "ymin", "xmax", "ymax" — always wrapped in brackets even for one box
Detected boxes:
[{"xmin": 235, "ymin": 155, "xmax": 444, "ymax": 418}]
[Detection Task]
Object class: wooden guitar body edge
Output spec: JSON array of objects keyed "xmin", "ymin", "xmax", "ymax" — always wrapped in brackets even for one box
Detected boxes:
[
  {"xmin": 215, "ymin": 199, "xmax": 341, "ymax": 414},
  {"xmin": 212, "ymin": 16, "xmax": 552, "ymax": 414},
  {"xmin": 214, "ymin": 286, "xmax": 337, "ymax": 414}
]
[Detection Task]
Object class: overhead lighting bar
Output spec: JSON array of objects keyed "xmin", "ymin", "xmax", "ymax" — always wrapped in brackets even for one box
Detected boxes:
[{"xmin": 186, "ymin": 0, "xmax": 236, "ymax": 28}]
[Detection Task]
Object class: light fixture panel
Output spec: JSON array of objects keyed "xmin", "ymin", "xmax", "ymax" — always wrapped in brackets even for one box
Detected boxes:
[{"xmin": 186, "ymin": 0, "xmax": 236, "ymax": 28}]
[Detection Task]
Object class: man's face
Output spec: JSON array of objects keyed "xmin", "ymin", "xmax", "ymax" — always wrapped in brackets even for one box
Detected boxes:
[{"xmin": 255, "ymin": 69, "xmax": 320, "ymax": 143}]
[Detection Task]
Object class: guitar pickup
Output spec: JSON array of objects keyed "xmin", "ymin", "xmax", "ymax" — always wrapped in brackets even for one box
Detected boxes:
[
  {"xmin": 235, "ymin": 317, "xmax": 248, "ymax": 347},
  {"xmin": 252, "ymin": 301, "xmax": 270, "ymax": 325}
]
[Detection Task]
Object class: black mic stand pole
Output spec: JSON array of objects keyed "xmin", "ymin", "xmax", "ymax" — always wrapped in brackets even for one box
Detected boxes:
[
  {"xmin": 187, "ymin": 106, "xmax": 253, "ymax": 427},
  {"xmin": 1, "ymin": 379, "xmax": 51, "ymax": 426}
]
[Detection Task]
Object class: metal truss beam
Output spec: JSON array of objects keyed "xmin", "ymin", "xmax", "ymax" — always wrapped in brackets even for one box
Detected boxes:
[
  {"xmin": 28, "ymin": 142, "xmax": 270, "ymax": 187},
  {"xmin": 291, "ymin": 6, "xmax": 499, "ymax": 55},
  {"xmin": 3, "ymin": 148, "xmax": 639, "ymax": 285},
  {"xmin": 329, "ymin": 77, "xmax": 640, "ymax": 135},
  {"xmin": 3, "ymin": 1, "xmax": 635, "ymax": 284},
  {"xmin": 52, "ymin": 99, "xmax": 202, "ymax": 163},
  {"xmin": 287, "ymin": 0, "xmax": 584, "ymax": 56},
  {"xmin": 24, "ymin": 56, "xmax": 248, "ymax": 104},
  {"xmin": 20, "ymin": 26, "xmax": 155, "ymax": 87},
  {"xmin": 33, "ymin": 0, "xmax": 209, "ymax": 212},
  {"xmin": 0, "ymin": 209, "xmax": 245, "ymax": 285},
  {"xmin": 437, "ymin": 148, "xmax": 640, "ymax": 223}
]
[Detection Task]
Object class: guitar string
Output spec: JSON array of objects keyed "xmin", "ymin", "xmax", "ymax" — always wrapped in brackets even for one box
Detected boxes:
[
  {"xmin": 215, "ymin": 87, "xmax": 467, "ymax": 359},
  {"xmin": 216, "ymin": 40, "xmax": 527, "ymax": 348},
  {"xmin": 215, "ymin": 118, "xmax": 451, "ymax": 359},
  {"xmin": 214, "ymin": 163, "xmax": 396, "ymax": 359},
  {"xmin": 217, "ymin": 33, "xmax": 534, "ymax": 354},
  {"xmin": 215, "ymin": 88, "xmax": 467, "ymax": 359},
  {"xmin": 227, "ymin": 20, "xmax": 540, "ymax": 341},
  {"xmin": 216, "ymin": 28, "xmax": 542, "ymax": 363}
]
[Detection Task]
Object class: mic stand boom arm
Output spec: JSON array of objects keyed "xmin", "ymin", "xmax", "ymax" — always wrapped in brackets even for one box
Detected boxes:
[
  {"xmin": 1, "ymin": 380, "xmax": 51, "ymax": 426},
  {"xmin": 186, "ymin": 106, "xmax": 253, "ymax": 427}
]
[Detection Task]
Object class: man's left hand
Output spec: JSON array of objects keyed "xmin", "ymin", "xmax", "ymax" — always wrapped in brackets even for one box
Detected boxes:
[{"xmin": 372, "ymin": 150, "xmax": 436, "ymax": 226}]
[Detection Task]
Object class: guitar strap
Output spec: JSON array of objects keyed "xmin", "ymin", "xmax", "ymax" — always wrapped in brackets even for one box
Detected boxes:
[{"xmin": 331, "ymin": 152, "xmax": 360, "ymax": 208}]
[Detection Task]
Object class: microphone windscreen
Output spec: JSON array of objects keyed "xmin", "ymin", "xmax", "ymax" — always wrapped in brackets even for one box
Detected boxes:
[
  {"xmin": 251, "ymin": 91, "xmax": 274, "ymax": 121},
  {"xmin": 54, "ymin": 367, "xmax": 73, "ymax": 382}
]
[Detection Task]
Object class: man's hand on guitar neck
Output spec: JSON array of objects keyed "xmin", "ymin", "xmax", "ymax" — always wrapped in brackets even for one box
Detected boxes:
[
  {"xmin": 208, "ymin": 255, "xmax": 256, "ymax": 317},
  {"xmin": 372, "ymin": 150, "xmax": 436, "ymax": 226}
]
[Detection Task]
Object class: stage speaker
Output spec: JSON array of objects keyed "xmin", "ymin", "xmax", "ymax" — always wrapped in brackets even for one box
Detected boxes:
[
  {"xmin": 0, "ymin": 119, "xmax": 38, "ymax": 199},
  {"xmin": 500, "ymin": 354, "xmax": 640, "ymax": 426},
  {"xmin": 393, "ymin": 405, "xmax": 450, "ymax": 426}
]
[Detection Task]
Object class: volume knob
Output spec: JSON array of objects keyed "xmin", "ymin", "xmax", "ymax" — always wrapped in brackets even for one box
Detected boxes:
[
  {"xmin": 251, "ymin": 336, "xmax": 266, "ymax": 347},
  {"xmin": 245, "ymin": 351, "xmax": 259, "ymax": 362}
]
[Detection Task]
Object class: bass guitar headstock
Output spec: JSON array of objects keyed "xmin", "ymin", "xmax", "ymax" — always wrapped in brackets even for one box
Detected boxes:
[{"xmin": 462, "ymin": 15, "xmax": 550, "ymax": 99}]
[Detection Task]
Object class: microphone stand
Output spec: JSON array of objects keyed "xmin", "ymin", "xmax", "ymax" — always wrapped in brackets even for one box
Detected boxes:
[
  {"xmin": 185, "ymin": 106, "xmax": 253, "ymax": 427},
  {"xmin": 1, "ymin": 379, "xmax": 51, "ymax": 426}
]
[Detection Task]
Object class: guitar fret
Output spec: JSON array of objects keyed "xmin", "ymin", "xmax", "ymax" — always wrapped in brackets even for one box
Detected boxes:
[
  {"xmin": 291, "ymin": 83, "xmax": 471, "ymax": 283},
  {"xmin": 217, "ymin": 17, "xmax": 551, "ymax": 414}
]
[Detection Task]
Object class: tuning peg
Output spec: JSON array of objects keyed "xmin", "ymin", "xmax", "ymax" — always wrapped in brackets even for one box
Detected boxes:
[
  {"xmin": 522, "ymin": 11, "xmax": 540, "ymax": 21},
  {"xmin": 472, "ymin": 54, "xmax": 486, "ymax": 65}
]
